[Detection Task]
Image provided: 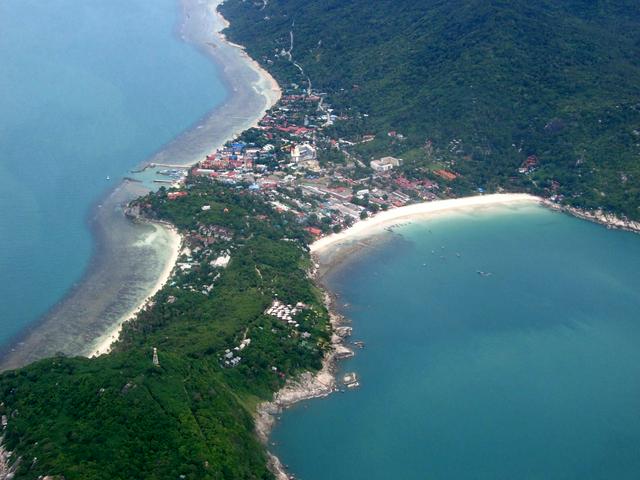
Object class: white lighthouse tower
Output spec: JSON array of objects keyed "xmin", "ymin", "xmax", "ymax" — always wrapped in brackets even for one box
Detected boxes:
[{"xmin": 152, "ymin": 347, "xmax": 159, "ymax": 367}]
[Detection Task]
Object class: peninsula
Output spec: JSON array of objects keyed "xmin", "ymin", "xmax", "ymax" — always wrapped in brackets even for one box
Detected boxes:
[{"xmin": 1, "ymin": 0, "xmax": 639, "ymax": 478}]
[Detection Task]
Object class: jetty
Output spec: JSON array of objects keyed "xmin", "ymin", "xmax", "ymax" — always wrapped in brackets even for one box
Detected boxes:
[{"xmin": 343, "ymin": 372, "xmax": 359, "ymax": 389}]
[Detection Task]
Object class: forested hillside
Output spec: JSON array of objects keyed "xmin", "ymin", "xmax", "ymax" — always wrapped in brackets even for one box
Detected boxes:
[
  {"xmin": 221, "ymin": 0, "xmax": 640, "ymax": 218},
  {"xmin": 0, "ymin": 181, "xmax": 329, "ymax": 479}
]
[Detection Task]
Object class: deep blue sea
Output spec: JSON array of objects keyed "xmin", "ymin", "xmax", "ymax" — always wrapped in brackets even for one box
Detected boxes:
[
  {"xmin": 0, "ymin": 0, "xmax": 225, "ymax": 348},
  {"xmin": 273, "ymin": 204, "xmax": 640, "ymax": 479}
]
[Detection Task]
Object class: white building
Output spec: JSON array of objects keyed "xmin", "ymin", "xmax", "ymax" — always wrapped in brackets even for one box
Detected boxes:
[
  {"xmin": 370, "ymin": 156, "xmax": 403, "ymax": 172},
  {"xmin": 291, "ymin": 143, "xmax": 317, "ymax": 163},
  {"xmin": 210, "ymin": 254, "xmax": 231, "ymax": 268}
]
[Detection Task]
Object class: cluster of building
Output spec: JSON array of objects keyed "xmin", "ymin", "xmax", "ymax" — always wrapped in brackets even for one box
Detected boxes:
[
  {"xmin": 151, "ymin": 63, "xmax": 573, "ymax": 249},
  {"xmin": 215, "ymin": 298, "xmax": 317, "ymax": 369},
  {"xmin": 518, "ymin": 155, "xmax": 539, "ymax": 174},
  {"xmin": 189, "ymin": 223, "xmax": 234, "ymax": 247},
  {"xmin": 160, "ymin": 85, "xmax": 453, "ymax": 240},
  {"xmin": 168, "ymin": 221, "xmax": 235, "ymax": 294},
  {"xmin": 265, "ymin": 299, "xmax": 308, "ymax": 328},
  {"xmin": 192, "ymin": 141, "xmax": 264, "ymax": 184},
  {"xmin": 222, "ymin": 338, "xmax": 251, "ymax": 368}
]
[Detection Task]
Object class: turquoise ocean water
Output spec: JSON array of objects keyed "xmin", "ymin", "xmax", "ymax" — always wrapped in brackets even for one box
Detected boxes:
[
  {"xmin": 0, "ymin": 0, "xmax": 225, "ymax": 348},
  {"xmin": 273, "ymin": 204, "xmax": 640, "ymax": 479}
]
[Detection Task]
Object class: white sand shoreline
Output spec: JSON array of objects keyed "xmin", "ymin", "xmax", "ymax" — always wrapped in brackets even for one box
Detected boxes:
[
  {"xmin": 212, "ymin": 2, "xmax": 282, "ymax": 111},
  {"xmin": 311, "ymin": 193, "xmax": 542, "ymax": 254},
  {"xmin": 199, "ymin": 0, "xmax": 282, "ymax": 155},
  {"xmin": 143, "ymin": 0, "xmax": 282, "ymax": 169},
  {"xmin": 88, "ymin": 225, "xmax": 182, "ymax": 357}
]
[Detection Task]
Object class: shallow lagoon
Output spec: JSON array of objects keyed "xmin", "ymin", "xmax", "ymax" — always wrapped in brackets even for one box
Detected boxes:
[{"xmin": 273, "ymin": 204, "xmax": 640, "ymax": 479}]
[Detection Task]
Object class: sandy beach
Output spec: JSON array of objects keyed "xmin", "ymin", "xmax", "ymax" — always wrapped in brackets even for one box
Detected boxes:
[
  {"xmin": 311, "ymin": 193, "xmax": 542, "ymax": 254},
  {"xmin": 204, "ymin": 0, "xmax": 281, "ymax": 144},
  {"xmin": 141, "ymin": 0, "xmax": 282, "ymax": 168},
  {"xmin": 211, "ymin": 1, "xmax": 282, "ymax": 111},
  {"xmin": 3, "ymin": 0, "xmax": 639, "ymax": 477},
  {"xmin": 87, "ymin": 225, "xmax": 182, "ymax": 357}
]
